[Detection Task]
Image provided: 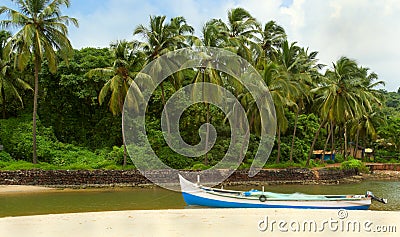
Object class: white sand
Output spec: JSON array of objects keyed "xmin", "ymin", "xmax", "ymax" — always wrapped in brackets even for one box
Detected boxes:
[
  {"xmin": 0, "ymin": 209, "xmax": 398, "ymax": 237},
  {"xmin": 0, "ymin": 185, "xmax": 54, "ymax": 194}
]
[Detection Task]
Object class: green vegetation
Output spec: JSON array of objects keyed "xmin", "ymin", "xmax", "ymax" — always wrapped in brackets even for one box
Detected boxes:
[
  {"xmin": 340, "ymin": 157, "xmax": 370, "ymax": 173},
  {"xmin": 1, "ymin": 2, "xmax": 400, "ymax": 171}
]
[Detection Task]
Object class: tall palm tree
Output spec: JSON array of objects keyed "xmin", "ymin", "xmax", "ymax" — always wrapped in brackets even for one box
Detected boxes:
[
  {"xmin": 256, "ymin": 20, "xmax": 286, "ymax": 66},
  {"xmin": 134, "ymin": 15, "xmax": 193, "ymax": 137},
  {"xmin": 286, "ymin": 47, "xmax": 322, "ymax": 162},
  {"xmin": 188, "ymin": 19, "xmax": 229, "ymax": 165},
  {"xmin": 86, "ymin": 40, "xmax": 145, "ymax": 167},
  {"xmin": 306, "ymin": 57, "xmax": 366, "ymax": 165},
  {"xmin": 0, "ymin": 0, "xmax": 78, "ymax": 164},
  {"xmin": 349, "ymin": 66, "xmax": 384, "ymax": 159},
  {"xmin": 225, "ymin": 7, "xmax": 260, "ymax": 62},
  {"xmin": 261, "ymin": 61, "xmax": 299, "ymax": 163},
  {"xmin": 0, "ymin": 30, "xmax": 32, "ymax": 119},
  {"xmin": 134, "ymin": 15, "xmax": 193, "ymax": 62}
]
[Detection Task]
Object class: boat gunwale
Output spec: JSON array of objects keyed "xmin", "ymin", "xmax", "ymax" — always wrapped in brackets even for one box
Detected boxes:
[{"xmin": 202, "ymin": 189, "xmax": 368, "ymax": 202}]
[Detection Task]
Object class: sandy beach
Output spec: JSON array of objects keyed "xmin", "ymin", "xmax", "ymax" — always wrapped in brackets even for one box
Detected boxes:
[
  {"xmin": 0, "ymin": 185, "xmax": 54, "ymax": 194},
  {"xmin": 1, "ymin": 177, "xmax": 399, "ymax": 237},
  {"xmin": 0, "ymin": 208, "xmax": 398, "ymax": 237}
]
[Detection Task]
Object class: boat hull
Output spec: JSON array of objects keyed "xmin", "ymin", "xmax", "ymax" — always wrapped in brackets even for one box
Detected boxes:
[
  {"xmin": 182, "ymin": 192, "xmax": 370, "ymax": 210},
  {"xmin": 179, "ymin": 175, "xmax": 371, "ymax": 210}
]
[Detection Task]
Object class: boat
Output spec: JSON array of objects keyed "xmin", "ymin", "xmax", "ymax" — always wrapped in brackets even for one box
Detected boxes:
[{"xmin": 179, "ymin": 174, "xmax": 387, "ymax": 210}]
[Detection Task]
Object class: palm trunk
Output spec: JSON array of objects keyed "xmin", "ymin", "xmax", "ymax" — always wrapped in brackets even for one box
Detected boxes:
[
  {"xmin": 289, "ymin": 107, "xmax": 300, "ymax": 162},
  {"xmin": 1, "ymin": 86, "xmax": 6, "ymax": 119},
  {"xmin": 122, "ymin": 109, "xmax": 127, "ymax": 167},
  {"xmin": 330, "ymin": 121, "xmax": 335, "ymax": 160},
  {"xmin": 344, "ymin": 124, "xmax": 348, "ymax": 160},
  {"xmin": 355, "ymin": 126, "xmax": 360, "ymax": 159},
  {"xmin": 340, "ymin": 128, "xmax": 345, "ymax": 156},
  {"xmin": 322, "ymin": 123, "xmax": 332, "ymax": 162},
  {"xmin": 123, "ymin": 143, "xmax": 127, "ymax": 167},
  {"xmin": 240, "ymin": 113, "xmax": 254, "ymax": 161},
  {"xmin": 204, "ymin": 102, "xmax": 210, "ymax": 166},
  {"xmin": 306, "ymin": 117, "xmax": 328, "ymax": 166},
  {"xmin": 276, "ymin": 126, "xmax": 281, "ymax": 164},
  {"xmin": 32, "ymin": 57, "xmax": 39, "ymax": 164},
  {"xmin": 160, "ymin": 82, "xmax": 171, "ymax": 140},
  {"xmin": 361, "ymin": 137, "xmax": 366, "ymax": 161}
]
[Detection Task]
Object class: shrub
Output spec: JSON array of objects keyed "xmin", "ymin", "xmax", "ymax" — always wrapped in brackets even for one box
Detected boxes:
[
  {"xmin": 374, "ymin": 150, "xmax": 400, "ymax": 163},
  {"xmin": 326, "ymin": 159, "xmax": 335, "ymax": 164},
  {"xmin": 106, "ymin": 146, "xmax": 134, "ymax": 166},
  {"xmin": 191, "ymin": 163, "xmax": 210, "ymax": 170},
  {"xmin": 341, "ymin": 158, "xmax": 369, "ymax": 173},
  {"xmin": 264, "ymin": 161, "xmax": 303, "ymax": 169},
  {"xmin": 0, "ymin": 151, "xmax": 13, "ymax": 162},
  {"xmin": 0, "ymin": 160, "xmax": 58, "ymax": 171}
]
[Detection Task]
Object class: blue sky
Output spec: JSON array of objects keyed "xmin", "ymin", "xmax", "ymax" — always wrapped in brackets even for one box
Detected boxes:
[{"xmin": 1, "ymin": 0, "xmax": 400, "ymax": 91}]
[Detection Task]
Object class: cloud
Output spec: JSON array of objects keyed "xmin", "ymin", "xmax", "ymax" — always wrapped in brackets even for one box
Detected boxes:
[
  {"xmin": 4, "ymin": 0, "xmax": 397, "ymax": 91},
  {"xmin": 292, "ymin": 0, "xmax": 400, "ymax": 91},
  {"xmin": 231, "ymin": 0, "xmax": 400, "ymax": 91}
]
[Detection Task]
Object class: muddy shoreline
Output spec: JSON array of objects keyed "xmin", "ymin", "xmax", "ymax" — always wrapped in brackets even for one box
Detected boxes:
[{"xmin": 0, "ymin": 168, "xmax": 398, "ymax": 190}]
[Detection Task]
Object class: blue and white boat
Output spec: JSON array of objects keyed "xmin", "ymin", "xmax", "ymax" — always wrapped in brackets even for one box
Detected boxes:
[{"xmin": 179, "ymin": 174, "xmax": 387, "ymax": 210}]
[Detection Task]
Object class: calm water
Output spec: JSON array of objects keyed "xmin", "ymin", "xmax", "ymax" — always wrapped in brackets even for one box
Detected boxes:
[{"xmin": 0, "ymin": 180, "xmax": 398, "ymax": 217}]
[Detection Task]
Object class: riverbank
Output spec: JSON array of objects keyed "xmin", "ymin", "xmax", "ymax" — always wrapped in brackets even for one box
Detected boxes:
[
  {"xmin": 0, "ymin": 169, "xmax": 400, "ymax": 194},
  {"xmin": 0, "ymin": 168, "xmax": 359, "ymax": 187},
  {"xmin": 0, "ymin": 208, "xmax": 398, "ymax": 237},
  {"xmin": 0, "ymin": 168, "xmax": 399, "ymax": 190}
]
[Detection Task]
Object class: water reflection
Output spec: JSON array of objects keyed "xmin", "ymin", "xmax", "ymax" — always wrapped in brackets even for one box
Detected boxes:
[{"xmin": 0, "ymin": 181, "xmax": 398, "ymax": 217}]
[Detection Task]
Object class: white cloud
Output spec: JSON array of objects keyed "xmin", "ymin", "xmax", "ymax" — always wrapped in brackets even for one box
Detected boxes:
[
  {"xmin": 63, "ymin": 0, "xmax": 400, "ymax": 91},
  {"xmin": 293, "ymin": 0, "xmax": 400, "ymax": 91}
]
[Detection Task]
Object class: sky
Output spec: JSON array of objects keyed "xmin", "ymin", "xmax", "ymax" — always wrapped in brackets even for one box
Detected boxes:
[{"xmin": 1, "ymin": 0, "xmax": 400, "ymax": 91}]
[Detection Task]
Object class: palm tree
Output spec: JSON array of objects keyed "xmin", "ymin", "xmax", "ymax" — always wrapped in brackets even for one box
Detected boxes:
[
  {"xmin": 349, "ymin": 66, "xmax": 384, "ymax": 159},
  {"xmin": 188, "ymin": 20, "xmax": 228, "ymax": 165},
  {"xmin": 256, "ymin": 20, "xmax": 286, "ymax": 66},
  {"xmin": 134, "ymin": 15, "xmax": 193, "ymax": 137},
  {"xmin": 0, "ymin": 30, "xmax": 32, "ymax": 119},
  {"xmin": 225, "ymin": 7, "xmax": 260, "ymax": 62},
  {"xmin": 134, "ymin": 15, "xmax": 193, "ymax": 62},
  {"xmin": 306, "ymin": 57, "xmax": 366, "ymax": 165},
  {"xmin": 261, "ymin": 61, "xmax": 299, "ymax": 163},
  {"xmin": 0, "ymin": 0, "xmax": 78, "ymax": 164},
  {"xmin": 286, "ymin": 47, "xmax": 322, "ymax": 162},
  {"xmin": 86, "ymin": 40, "xmax": 145, "ymax": 167}
]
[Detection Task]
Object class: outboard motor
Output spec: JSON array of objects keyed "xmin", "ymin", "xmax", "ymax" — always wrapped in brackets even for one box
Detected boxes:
[{"xmin": 366, "ymin": 191, "xmax": 388, "ymax": 204}]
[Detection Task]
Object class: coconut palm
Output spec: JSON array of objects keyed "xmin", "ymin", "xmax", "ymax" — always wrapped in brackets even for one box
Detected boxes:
[
  {"xmin": 306, "ymin": 57, "xmax": 369, "ymax": 165},
  {"xmin": 134, "ymin": 15, "xmax": 193, "ymax": 137},
  {"xmin": 0, "ymin": 0, "xmax": 78, "ymax": 163},
  {"xmin": 225, "ymin": 7, "xmax": 260, "ymax": 62},
  {"xmin": 273, "ymin": 41, "xmax": 315, "ymax": 163},
  {"xmin": 86, "ymin": 40, "xmax": 145, "ymax": 167},
  {"xmin": 188, "ymin": 20, "xmax": 228, "ymax": 165},
  {"xmin": 260, "ymin": 61, "xmax": 299, "ymax": 163},
  {"xmin": 286, "ymin": 47, "xmax": 322, "ymax": 162},
  {"xmin": 349, "ymin": 66, "xmax": 384, "ymax": 159},
  {"xmin": 256, "ymin": 20, "xmax": 287, "ymax": 66},
  {"xmin": 134, "ymin": 15, "xmax": 193, "ymax": 62},
  {"xmin": 0, "ymin": 30, "xmax": 32, "ymax": 119}
]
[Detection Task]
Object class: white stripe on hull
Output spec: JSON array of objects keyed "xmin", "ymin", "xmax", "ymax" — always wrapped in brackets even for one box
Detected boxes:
[{"xmin": 179, "ymin": 175, "xmax": 371, "ymax": 208}]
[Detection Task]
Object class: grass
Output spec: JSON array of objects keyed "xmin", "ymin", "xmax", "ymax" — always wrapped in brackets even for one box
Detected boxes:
[{"xmin": 0, "ymin": 160, "xmax": 136, "ymax": 171}]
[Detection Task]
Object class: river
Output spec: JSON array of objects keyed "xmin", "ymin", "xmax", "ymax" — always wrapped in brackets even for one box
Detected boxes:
[{"xmin": 0, "ymin": 180, "xmax": 398, "ymax": 217}]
